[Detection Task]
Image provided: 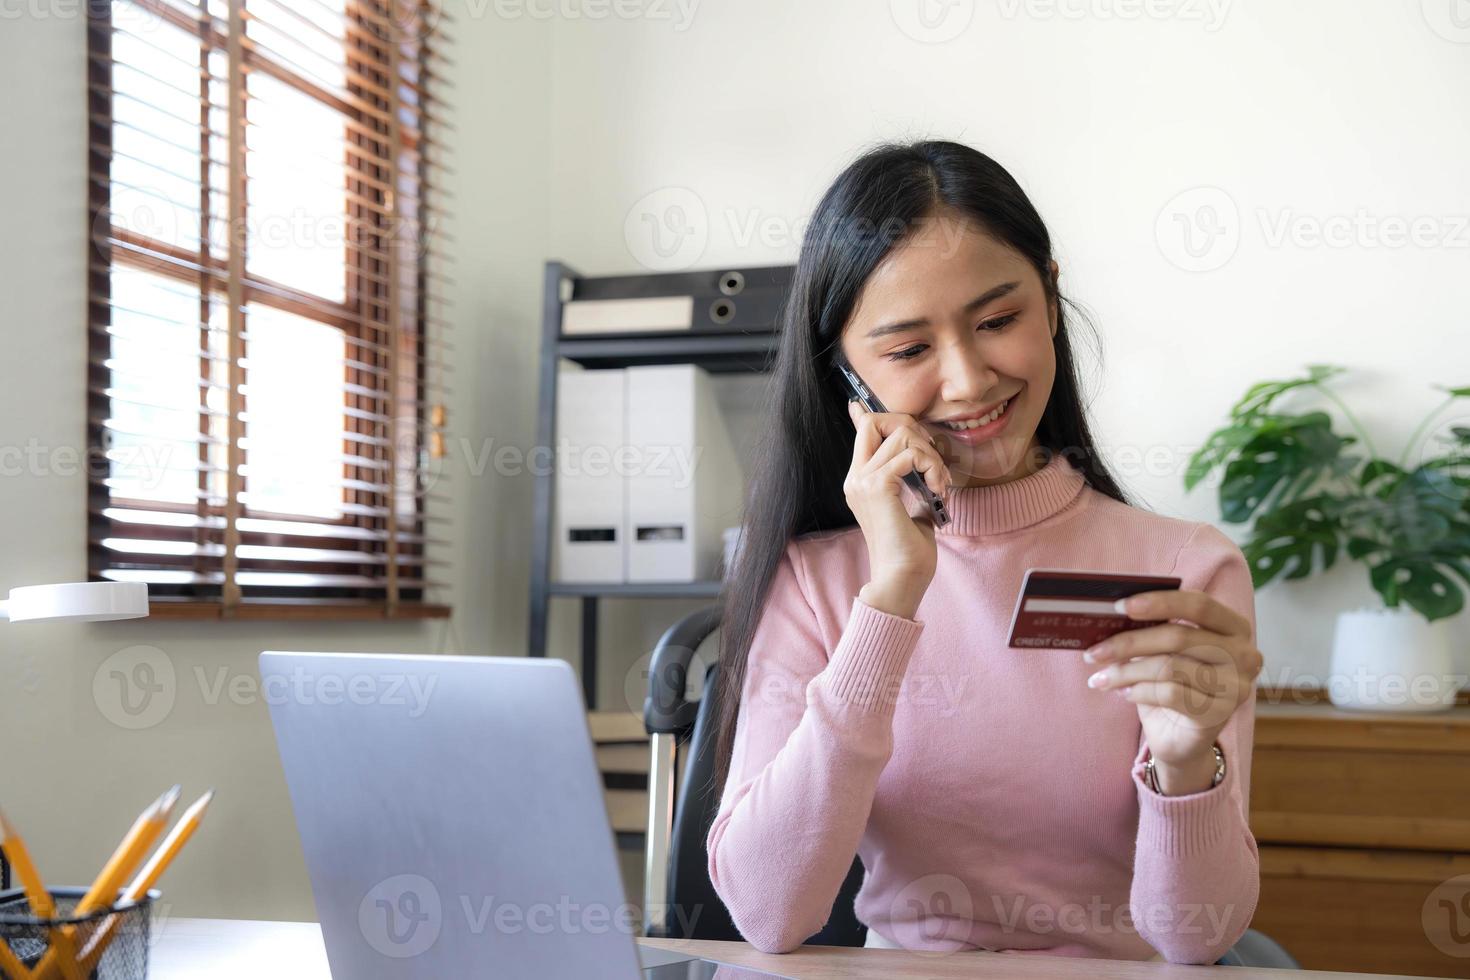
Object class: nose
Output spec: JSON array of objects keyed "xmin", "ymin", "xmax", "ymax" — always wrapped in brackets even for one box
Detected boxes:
[{"xmin": 937, "ymin": 340, "xmax": 999, "ymax": 405}]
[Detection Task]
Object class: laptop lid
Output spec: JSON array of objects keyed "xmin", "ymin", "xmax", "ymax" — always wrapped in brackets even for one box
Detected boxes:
[{"xmin": 261, "ymin": 651, "xmax": 659, "ymax": 979}]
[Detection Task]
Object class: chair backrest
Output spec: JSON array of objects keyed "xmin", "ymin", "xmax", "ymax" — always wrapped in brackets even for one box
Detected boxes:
[{"xmin": 658, "ymin": 656, "xmax": 868, "ymax": 946}]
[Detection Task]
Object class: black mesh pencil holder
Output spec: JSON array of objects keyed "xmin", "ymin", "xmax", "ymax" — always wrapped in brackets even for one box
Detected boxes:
[{"xmin": 0, "ymin": 886, "xmax": 157, "ymax": 980}]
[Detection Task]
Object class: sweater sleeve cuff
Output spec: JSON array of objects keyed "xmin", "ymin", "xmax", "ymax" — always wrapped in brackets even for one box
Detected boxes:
[
  {"xmin": 812, "ymin": 596, "xmax": 924, "ymax": 714},
  {"xmin": 1132, "ymin": 752, "xmax": 1236, "ymax": 859}
]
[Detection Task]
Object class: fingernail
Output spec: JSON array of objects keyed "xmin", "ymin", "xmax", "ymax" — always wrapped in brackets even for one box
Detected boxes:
[
  {"xmin": 1083, "ymin": 643, "xmax": 1108, "ymax": 663},
  {"xmin": 1087, "ymin": 671, "xmax": 1107, "ymax": 688},
  {"xmin": 1114, "ymin": 598, "xmax": 1131, "ymax": 615}
]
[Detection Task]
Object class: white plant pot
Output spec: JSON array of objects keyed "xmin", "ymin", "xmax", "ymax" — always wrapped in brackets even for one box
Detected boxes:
[{"xmin": 1328, "ymin": 605, "xmax": 1462, "ymax": 712}]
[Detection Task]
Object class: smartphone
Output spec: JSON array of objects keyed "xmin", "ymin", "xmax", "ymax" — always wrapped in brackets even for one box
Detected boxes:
[{"xmin": 835, "ymin": 358, "xmax": 951, "ymax": 528}]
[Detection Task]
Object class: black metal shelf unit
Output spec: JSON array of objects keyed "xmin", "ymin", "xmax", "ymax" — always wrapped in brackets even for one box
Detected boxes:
[{"xmin": 528, "ymin": 260, "xmax": 794, "ymax": 709}]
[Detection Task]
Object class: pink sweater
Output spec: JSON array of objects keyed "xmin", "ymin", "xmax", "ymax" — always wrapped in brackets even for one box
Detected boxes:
[{"xmin": 706, "ymin": 452, "xmax": 1260, "ymax": 963}]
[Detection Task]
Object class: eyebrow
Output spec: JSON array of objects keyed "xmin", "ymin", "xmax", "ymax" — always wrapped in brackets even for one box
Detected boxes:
[{"xmin": 864, "ymin": 281, "xmax": 1022, "ymax": 339}]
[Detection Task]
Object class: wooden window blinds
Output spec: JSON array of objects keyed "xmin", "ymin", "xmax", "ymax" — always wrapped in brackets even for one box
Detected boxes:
[{"xmin": 85, "ymin": 0, "xmax": 453, "ymax": 619}]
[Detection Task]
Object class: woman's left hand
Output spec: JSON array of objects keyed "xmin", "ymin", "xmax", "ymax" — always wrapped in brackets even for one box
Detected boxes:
[{"xmin": 1082, "ymin": 589, "xmax": 1264, "ymax": 770}]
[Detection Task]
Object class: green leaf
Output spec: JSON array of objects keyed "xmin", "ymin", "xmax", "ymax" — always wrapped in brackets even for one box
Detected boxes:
[
  {"xmin": 1229, "ymin": 365, "xmax": 1343, "ymax": 420},
  {"xmin": 1432, "ymin": 384, "xmax": 1470, "ymax": 398},
  {"xmin": 1368, "ymin": 557, "xmax": 1466, "ymax": 622},
  {"xmin": 1189, "ymin": 371, "xmax": 1470, "ymax": 616},
  {"xmin": 1441, "ymin": 557, "xmax": 1470, "ymax": 593},
  {"xmin": 1218, "ymin": 412, "xmax": 1353, "ymax": 523},
  {"xmin": 1360, "ymin": 459, "xmax": 1406, "ymax": 498},
  {"xmin": 1241, "ymin": 495, "xmax": 1343, "ymax": 588},
  {"xmin": 1346, "ymin": 535, "xmax": 1385, "ymax": 561},
  {"xmin": 1184, "ymin": 422, "xmax": 1257, "ymax": 493},
  {"xmin": 1420, "ymin": 426, "xmax": 1470, "ymax": 465},
  {"xmin": 1391, "ymin": 467, "xmax": 1470, "ymax": 545}
]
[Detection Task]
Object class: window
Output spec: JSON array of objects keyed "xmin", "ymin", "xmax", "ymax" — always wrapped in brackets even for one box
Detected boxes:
[{"xmin": 86, "ymin": 0, "xmax": 453, "ymax": 619}]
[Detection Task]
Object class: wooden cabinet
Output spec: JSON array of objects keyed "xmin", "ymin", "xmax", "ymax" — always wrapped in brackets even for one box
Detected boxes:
[{"xmin": 1250, "ymin": 698, "xmax": 1470, "ymax": 977}]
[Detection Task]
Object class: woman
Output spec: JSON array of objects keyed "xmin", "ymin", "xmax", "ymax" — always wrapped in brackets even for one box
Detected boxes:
[{"xmin": 705, "ymin": 139, "xmax": 1264, "ymax": 964}]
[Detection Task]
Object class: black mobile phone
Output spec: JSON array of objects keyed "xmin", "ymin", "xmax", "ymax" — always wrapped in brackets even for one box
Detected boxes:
[{"xmin": 835, "ymin": 358, "xmax": 951, "ymax": 529}]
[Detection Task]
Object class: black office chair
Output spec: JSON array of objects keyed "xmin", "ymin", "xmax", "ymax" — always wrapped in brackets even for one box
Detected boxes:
[{"xmin": 640, "ymin": 604, "xmax": 1300, "ymax": 968}]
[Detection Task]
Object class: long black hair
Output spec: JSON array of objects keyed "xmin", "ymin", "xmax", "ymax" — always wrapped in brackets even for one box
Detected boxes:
[{"xmin": 711, "ymin": 138, "xmax": 1134, "ymax": 795}]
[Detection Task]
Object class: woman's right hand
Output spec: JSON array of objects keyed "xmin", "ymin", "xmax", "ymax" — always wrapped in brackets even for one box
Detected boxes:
[{"xmin": 844, "ymin": 399, "xmax": 953, "ymax": 617}]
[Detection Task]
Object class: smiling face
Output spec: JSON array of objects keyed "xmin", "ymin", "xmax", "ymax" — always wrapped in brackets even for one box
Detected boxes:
[{"xmin": 838, "ymin": 208, "xmax": 1060, "ymax": 488}]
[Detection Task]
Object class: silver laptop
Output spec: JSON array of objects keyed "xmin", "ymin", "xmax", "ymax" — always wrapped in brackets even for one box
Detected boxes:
[{"xmin": 261, "ymin": 651, "xmax": 788, "ymax": 979}]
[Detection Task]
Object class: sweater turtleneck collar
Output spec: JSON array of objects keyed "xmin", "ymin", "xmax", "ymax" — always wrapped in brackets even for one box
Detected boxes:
[{"xmin": 937, "ymin": 451, "xmax": 1089, "ymax": 537}]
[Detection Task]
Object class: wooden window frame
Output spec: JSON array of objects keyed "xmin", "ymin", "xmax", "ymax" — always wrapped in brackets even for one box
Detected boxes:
[{"xmin": 86, "ymin": 0, "xmax": 453, "ymax": 621}]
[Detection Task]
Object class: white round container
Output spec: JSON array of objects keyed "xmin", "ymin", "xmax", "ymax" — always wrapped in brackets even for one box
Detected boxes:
[{"xmin": 1327, "ymin": 605, "xmax": 1461, "ymax": 712}]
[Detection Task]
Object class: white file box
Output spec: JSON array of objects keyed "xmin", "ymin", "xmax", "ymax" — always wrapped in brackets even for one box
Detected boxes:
[{"xmin": 624, "ymin": 365, "xmax": 744, "ymax": 582}]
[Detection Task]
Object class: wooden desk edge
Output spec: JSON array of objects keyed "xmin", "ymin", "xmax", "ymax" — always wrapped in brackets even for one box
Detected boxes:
[{"xmin": 638, "ymin": 936, "xmax": 1434, "ymax": 979}]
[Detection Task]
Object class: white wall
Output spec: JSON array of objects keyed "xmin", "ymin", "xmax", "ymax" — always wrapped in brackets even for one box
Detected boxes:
[
  {"xmin": 530, "ymin": 0, "xmax": 1470, "ymax": 700},
  {"xmin": 2, "ymin": 0, "xmax": 1466, "ymax": 921}
]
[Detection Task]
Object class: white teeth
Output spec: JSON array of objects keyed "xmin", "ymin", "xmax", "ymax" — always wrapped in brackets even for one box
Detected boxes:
[{"xmin": 940, "ymin": 399, "xmax": 1008, "ymax": 430}]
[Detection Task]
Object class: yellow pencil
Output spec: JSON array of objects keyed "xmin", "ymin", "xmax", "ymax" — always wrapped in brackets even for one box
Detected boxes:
[
  {"xmin": 78, "ymin": 790, "xmax": 214, "ymax": 972},
  {"xmin": 0, "ymin": 808, "xmax": 54, "ymax": 921},
  {"xmin": 0, "ymin": 935, "xmax": 33, "ymax": 980},
  {"xmin": 120, "ymin": 789, "xmax": 212, "ymax": 902},
  {"xmin": 74, "ymin": 786, "xmax": 180, "ymax": 916},
  {"xmin": 0, "ymin": 808, "xmax": 48, "ymax": 979},
  {"xmin": 32, "ymin": 786, "xmax": 179, "ymax": 980}
]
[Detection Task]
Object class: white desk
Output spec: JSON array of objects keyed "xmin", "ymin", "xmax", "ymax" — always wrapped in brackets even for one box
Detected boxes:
[
  {"xmin": 149, "ymin": 917, "xmax": 1437, "ymax": 979},
  {"xmin": 152, "ymin": 918, "xmax": 330, "ymax": 979},
  {"xmin": 148, "ymin": 918, "xmax": 692, "ymax": 978}
]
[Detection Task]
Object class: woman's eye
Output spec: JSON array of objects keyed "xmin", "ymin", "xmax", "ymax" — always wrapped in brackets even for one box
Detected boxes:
[{"xmin": 884, "ymin": 314, "xmax": 1019, "ymax": 362}]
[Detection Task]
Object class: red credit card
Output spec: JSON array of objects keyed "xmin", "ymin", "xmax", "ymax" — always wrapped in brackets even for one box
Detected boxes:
[{"xmin": 1006, "ymin": 568, "xmax": 1182, "ymax": 650}]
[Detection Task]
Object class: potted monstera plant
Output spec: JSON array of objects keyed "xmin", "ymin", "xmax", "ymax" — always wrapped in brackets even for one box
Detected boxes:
[{"xmin": 1187, "ymin": 365, "xmax": 1469, "ymax": 712}]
